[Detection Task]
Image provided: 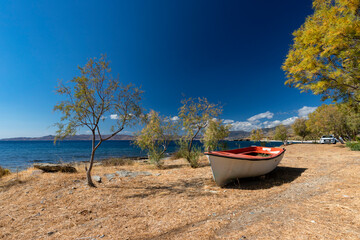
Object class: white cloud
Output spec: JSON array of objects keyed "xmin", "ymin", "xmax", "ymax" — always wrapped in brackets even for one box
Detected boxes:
[
  {"xmin": 171, "ymin": 116, "xmax": 179, "ymax": 121},
  {"xmin": 223, "ymin": 119, "xmax": 234, "ymax": 124},
  {"xmin": 100, "ymin": 116, "xmax": 107, "ymax": 120},
  {"xmin": 282, "ymin": 116, "xmax": 298, "ymax": 125},
  {"xmin": 247, "ymin": 111, "xmax": 274, "ymax": 123},
  {"xmin": 110, "ymin": 114, "xmax": 119, "ymax": 120},
  {"xmin": 263, "ymin": 120, "xmax": 281, "ymax": 128},
  {"xmin": 230, "ymin": 121, "xmax": 256, "ymax": 132},
  {"xmin": 221, "ymin": 107, "xmax": 316, "ymax": 132},
  {"xmin": 298, "ymin": 106, "xmax": 317, "ymax": 118}
]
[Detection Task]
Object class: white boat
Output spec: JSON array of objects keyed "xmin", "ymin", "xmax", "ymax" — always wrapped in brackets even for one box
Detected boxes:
[{"xmin": 205, "ymin": 146, "xmax": 286, "ymax": 187}]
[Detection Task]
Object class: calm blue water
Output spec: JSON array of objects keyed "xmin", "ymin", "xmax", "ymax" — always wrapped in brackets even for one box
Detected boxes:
[{"xmin": 0, "ymin": 140, "xmax": 283, "ymax": 171}]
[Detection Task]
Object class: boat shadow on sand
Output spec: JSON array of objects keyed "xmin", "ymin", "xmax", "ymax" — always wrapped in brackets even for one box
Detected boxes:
[{"xmin": 223, "ymin": 166, "xmax": 307, "ymax": 190}]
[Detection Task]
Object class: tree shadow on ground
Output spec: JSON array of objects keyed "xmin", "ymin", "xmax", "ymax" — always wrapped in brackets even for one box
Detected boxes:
[
  {"xmin": 121, "ymin": 177, "xmax": 213, "ymax": 199},
  {"xmin": 161, "ymin": 164, "xmax": 188, "ymax": 170},
  {"xmin": 335, "ymin": 144, "xmax": 346, "ymax": 148},
  {"xmin": 162, "ymin": 161, "xmax": 210, "ymax": 170},
  {"xmin": 224, "ymin": 166, "xmax": 307, "ymax": 190},
  {"xmin": 0, "ymin": 178, "xmax": 29, "ymax": 192}
]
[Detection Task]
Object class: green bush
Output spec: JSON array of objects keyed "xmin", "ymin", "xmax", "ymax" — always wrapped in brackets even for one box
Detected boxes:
[
  {"xmin": 148, "ymin": 150, "xmax": 164, "ymax": 168},
  {"xmin": 172, "ymin": 140, "xmax": 203, "ymax": 167},
  {"xmin": 169, "ymin": 150, "xmax": 185, "ymax": 160},
  {"xmin": 0, "ymin": 166, "xmax": 11, "ymax": 178},
  {"xmin": 346, "ymin": 142, "xmax": 360, "ymax": 151},
  {"xmin": 186, "ymin": 146, "xmax": 202, "ymax": 168}
]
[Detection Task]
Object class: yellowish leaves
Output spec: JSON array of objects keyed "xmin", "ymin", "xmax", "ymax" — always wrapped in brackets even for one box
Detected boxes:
[{"xmin": 283, "ymin": 0, "xmax": 360, "ymax": 104}]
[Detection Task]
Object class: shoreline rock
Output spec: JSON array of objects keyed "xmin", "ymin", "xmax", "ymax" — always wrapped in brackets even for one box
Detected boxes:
[{"xmin": 33, "ymin": 163, "xmax": 77, "ymax": 173}]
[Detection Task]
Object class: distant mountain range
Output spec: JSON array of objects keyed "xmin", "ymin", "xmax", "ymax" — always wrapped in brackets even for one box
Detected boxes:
[
  {"xmin": 0, "ymin": 126, "xmax": 286, "ymax": 141},
  {"xmin": 0, "ymin": 134, "xmax": 135, "ymax": 141}
]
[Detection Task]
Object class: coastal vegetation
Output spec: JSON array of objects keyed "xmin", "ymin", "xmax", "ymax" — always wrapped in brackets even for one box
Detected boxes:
[
  {"xmin": 250, "ymin": 129, "xmax": 264, "ymax": 143},
  {"xmin": 54, "ymin": 55, "xmax": 143, "ymax": 187},
  {"xmin": 274, "ymin": 124, "xmax": 288, "ymax": 144},
  {"xmin": 282, "ymin": 0, "xmax": 360, "ymax": 106},
  {"xmin": 202, "ymin": 118, "xmax": 231, "ymax": 152},
  {"xmin": 178, "ymin": 97, "xmax": 223, "ymax": 168},
  {"xmin": 0, "ymin": 166, "xmax": 10, "ymax": 178},
  {"xmin": 283, "ymin": 0, "xmax": 360, "ymax": 148},
  {"xmin": 292, "ymin": 118, "xmax": 310, "ymax": 142},
  {"xmin": 134, "ymin": 110, "xmax": 177, "ymax": 168}
]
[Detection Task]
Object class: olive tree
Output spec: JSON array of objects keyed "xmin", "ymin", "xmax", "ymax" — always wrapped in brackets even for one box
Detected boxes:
[
  {"xmin": 54, "ymin": 55, "xmax": 143, "ymax": 187},
  {"xmin": 134, "ymin": 110, "xmax": 177, "ymax": 168},
  {"xmin": 178, "ymin": 97, "xmax": 222, "ymax": 168}
]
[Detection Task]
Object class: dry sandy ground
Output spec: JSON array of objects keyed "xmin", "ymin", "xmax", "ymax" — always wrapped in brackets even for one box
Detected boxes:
[{"xmin": 0, "ymin": 144, "xmax": 360, "ymax": 240}]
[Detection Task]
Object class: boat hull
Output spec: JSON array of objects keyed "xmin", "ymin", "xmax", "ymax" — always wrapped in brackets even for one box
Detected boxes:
[{"xmin": 206, "ymin": 147, "xmax": 285, "ymax": 187}]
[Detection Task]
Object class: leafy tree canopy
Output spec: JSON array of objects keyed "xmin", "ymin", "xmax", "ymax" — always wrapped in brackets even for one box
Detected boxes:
[
  {"xmin": 274, "ymin": 124, "xmax": 288, "ymax": 143},
  {"xmin": 250, "ymin": 129, "xmax": 264, "ymax": 142},
  {"xmin": 283, "ymin": 0, "xmax": 360, "ymax": 106},
  {"xmin": 292, "ymin": 118, "xmax": 311, "ymax": 142},
  {"xmin": 307, "ymin": 103, "xmax": 360, "ymax": 139},
  {"xmin": 134, "ymin": 110, "xmax": 177, "ymax": 167},
  {"xmin": 203, "ymin": 119, "xmax": 231, "ymax": 152}
]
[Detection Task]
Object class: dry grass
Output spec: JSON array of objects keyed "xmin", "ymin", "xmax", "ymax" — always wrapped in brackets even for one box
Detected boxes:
[
  {"xmin": 1, "ymin": 144, "xmax": 360, "ymax": 239},
  {"xmin": 0, "ymin": 166, "xmax": 10, "ymax": 178},
  {"xmin": 100, "ymin": 157, "xmax": 135, "ymax": 167}
]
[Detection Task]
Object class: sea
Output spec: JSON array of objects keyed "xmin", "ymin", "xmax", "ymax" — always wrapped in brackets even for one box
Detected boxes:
[{"xmin": 0, "ymin": 140, "xmax": 284, "ymax": 171}]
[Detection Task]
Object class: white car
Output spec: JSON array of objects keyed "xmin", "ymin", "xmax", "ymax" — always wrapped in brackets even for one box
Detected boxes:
[{"xmin": 320, "ymin": 135, "xmax": 337, "ymax": 144}]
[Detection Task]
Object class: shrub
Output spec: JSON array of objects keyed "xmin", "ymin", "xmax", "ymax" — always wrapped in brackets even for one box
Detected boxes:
[
  {"xmin": 0, "ymin": 166, "xmax": 11, "ymax": 178},
  {"xmin": 172, "ymin": 140, "xmax": 203, "ymax": 167},
  {"xmin": 346, "ymin": 142, "xmax": 360, "ymax": 151},
  {"xmin": 186, "ymin": 146, "xmax": 203, "ymax": 168},
  {"xmin": 169, "ymin": 150, "xmax": 185, "ymax": 160}
]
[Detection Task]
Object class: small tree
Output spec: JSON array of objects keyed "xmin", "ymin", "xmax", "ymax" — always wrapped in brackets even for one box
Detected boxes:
[
  {"xmin": 203, "ymin": 119, "xmax": 231, "ymax": 152},
  {"xmin": 134, "ymin": 110, "xmax": 177, "ymax": 168},
  {"xmin": 250, "ymin": 129, "xmax": 264, "ymax": 143},
  {"xmin": 178, "ymin": 97, "xmax": 222, "ymax": 167},
  {"xmin": 54, "ymin": 55, "xmax": 143, "ymax": 187},
  {"xmin": 292, "ymin": 118, "xmax": 310, "ymax": 142},
  {"xmin": 274, "ymin": 124, "xmax": 288, "ymax": 145}
]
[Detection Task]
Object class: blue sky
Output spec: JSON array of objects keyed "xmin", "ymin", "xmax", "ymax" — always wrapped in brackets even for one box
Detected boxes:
[{"xmin": 0, "ymin": 0, "xmax": 322, "ymax": 138}]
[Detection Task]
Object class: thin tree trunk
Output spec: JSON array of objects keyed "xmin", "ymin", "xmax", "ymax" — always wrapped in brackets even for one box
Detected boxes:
[
  {"xmin": 86, "ymin": 149, "xmax": 96, "ymax": 187},
  {"xmin": 188, "ymin": 127, "xmax": 201, "ymax": 153},
  {"xmin": 86, "ymin": 132, "xmax": 97, "ymax": 187}
]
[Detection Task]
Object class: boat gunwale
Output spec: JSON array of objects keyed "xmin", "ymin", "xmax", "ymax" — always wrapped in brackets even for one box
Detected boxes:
[{"xmin": 204, "ymin": 147, "xmax": 286, "ymax": 161}]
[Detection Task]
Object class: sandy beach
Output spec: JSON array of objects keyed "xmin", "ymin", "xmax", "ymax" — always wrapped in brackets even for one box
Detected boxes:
[{"xmin": 1, "ymin": 144, "xmax": 360, "ymax": 239}]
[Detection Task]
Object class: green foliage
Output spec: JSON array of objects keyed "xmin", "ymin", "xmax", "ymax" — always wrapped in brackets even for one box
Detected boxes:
[
  {"xmin": 250, "ymin": 129, "xmax": 264, "ymax": 142},
  {"xmin": 134, "ymin": 110, "xmax": 177, "ymax": 168},
  {"xmin": 54, "ymin": 55, "xmax": 143, "ymax": 186},
  {"xmin": 0, "ymin": 166, "xmax": 11, "ymax": 178},
  {"xmin": 282, "ymin": 0, "xmax": 360, "ymax": 105},
  {"xmin": 176, "ymin": 140, "xmax": 202, "ymax": 168},
  {"xmin": 203, "ymin": 119, "xmax": 231, "ymax": 152},
  {"xmin": 178, "ymin": 97, "xmax": 222, "ymax": 168},
  {"xmin": 274, "ymin": 124, "xmax": 288, "ymax": 143},
  {"xmin": 306, "ymin": 103, "xmax": 360, "ymax": 140},
  {"xmin": 54, "ymin": 55, "xmax": 143, "ymax": 141},
  {"xmin": 292, "ymin": 118, "xmax": 311, "ymax": 142},
  {"xmin": 346, "ymin": 141, "xmax": 360, "ymax": 151}
]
